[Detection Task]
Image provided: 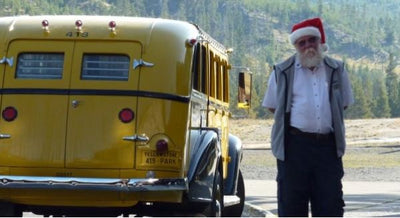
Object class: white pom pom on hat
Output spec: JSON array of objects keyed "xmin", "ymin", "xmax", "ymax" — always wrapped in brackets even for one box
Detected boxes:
[{"xmin": 289, "ymin": 17, "xmax": 328, "ymax": 51}]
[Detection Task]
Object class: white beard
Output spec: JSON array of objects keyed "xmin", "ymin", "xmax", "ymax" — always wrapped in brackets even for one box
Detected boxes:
[{"xmin": 297, "ymin": 45, "xmax": 325, "ymax": 68}]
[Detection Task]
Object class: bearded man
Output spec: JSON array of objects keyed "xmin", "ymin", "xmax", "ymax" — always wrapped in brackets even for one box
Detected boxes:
[{"xmin": 262, "ymin": 17, "xmax": 354, "ymax": 217}]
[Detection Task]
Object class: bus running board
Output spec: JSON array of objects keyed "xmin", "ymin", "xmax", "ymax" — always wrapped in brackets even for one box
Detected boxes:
[{"xmin": 223, "ymin": 195, "xmax": 241, "ymax": 207}]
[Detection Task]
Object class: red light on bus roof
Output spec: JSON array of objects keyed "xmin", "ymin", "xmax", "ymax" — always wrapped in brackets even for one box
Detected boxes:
[
  {"xmin": 109, "ymin": 21, "xmax": 116, "ymax": 28},
  {"xmin": 75, "ymin": 20, "xmax": 83, "ymax": 27},
  {"xmin": 2, "ymin": 107, "xmax": 18, "ymax": 122},
  {"xmin": 118, "ymin": 108, "xmax": 134, "ymax": 123},
  {"xmin": 186, "ymin": 38, "xmax": 197, "ymax": 47},
  {"xmin": 42, "ymin": 20, "xmax": 49, "ymax": 27}
]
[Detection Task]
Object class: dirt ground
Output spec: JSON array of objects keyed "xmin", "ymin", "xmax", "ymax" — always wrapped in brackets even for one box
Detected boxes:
[
  {"xmin": 231, "ymin": 118, "xmax": 400, "ymax": 181},
  {"xmin": 230, "ymin": 118, "xmax": 400, "ymax": 146}
]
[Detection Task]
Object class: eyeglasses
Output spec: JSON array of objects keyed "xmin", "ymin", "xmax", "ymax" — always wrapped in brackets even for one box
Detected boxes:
[{"xmin": 296, "ymin": 36, "xmax": 318, "ymax": 47}]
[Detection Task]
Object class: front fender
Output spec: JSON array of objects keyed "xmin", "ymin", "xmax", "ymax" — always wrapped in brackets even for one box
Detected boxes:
[
  {"xmin": 186, "ymin": 128, "xmax": 221, "ymax": 202},
  {"xmin": 224, "ymin": 134, "xmax": 243, "ymax": 195}
]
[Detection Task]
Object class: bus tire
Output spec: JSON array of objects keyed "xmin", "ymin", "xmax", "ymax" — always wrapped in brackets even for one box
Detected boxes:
[
  {"xmin": 222, "ymin": 170, "xmax": 245, "ymax": 217},
  {"xmin": 0, "ymin": 202, "xmax": 23, "ymax": 217}
]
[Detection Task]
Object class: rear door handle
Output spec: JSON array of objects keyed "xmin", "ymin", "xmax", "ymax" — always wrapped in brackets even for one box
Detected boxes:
[
  {"xmin": 0, "ymin": 134, "xmax": 11, "ymax": 139},
  {"xmin": 123, "ymin": 135, "xmax": 149, "ymax": 143},
  {"xmin": 71, "ymin": 100, "xmax": 80, "ymax": 108}
]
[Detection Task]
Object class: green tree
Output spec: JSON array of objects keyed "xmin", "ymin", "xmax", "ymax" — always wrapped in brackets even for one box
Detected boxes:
[
  {"xmin": 359, "ymin": 66, "xmax": 373, "ymax": 118},
  {"xmin": 346, "ymin": 76, "xmax": 370, "ymax": 118},
  {"xmin": 386, "ymin": 53, "xmax": 400, "ymax": 117},
  {"xmin": 373, "ymin": 76, "xmax": 391, "ymax": 118}
]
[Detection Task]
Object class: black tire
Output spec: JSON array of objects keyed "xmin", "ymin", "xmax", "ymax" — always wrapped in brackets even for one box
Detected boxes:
[
  {"xmin": 203, "ymin": 162, "xmax": 224, "ymax": 217},
  {"xmin": 222, "ymin": 170, "xmax": 245, "ymax": 217},
  {"xmin": 0, "ymin": 202, "xmax": 23, "ymax": 217}
]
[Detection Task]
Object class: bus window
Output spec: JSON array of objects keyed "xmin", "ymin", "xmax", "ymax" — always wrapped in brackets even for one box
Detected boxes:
[
  {"xmin": 222, "ymin": 63, "xmax": 229, "ymax": 102},
  {"xmin": 216, "ymin": 59, "xmax": 222, "ymax": 100},
  {"xmin": 200, "ymin": 45, "xmax": 207, "ymax": 94},
  {"xmin": 209, "ymin": 52, "xmax": 216, "ymax": 98},
  {"xmin": 16, "ymin": 53, "xmax": 64, "ymax": 79},
  {"xmin": 81, "ymin": 54, "xmax": 129, "ymax": 81},
  {"xmin": 192, "ymin": 44, "xmax": 200, "ymax": 91}
]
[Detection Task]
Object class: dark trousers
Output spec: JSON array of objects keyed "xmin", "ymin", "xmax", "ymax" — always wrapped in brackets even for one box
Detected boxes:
[{"xmin": 277, "ymin": 130, "xmax": 345, "ymax": 217}]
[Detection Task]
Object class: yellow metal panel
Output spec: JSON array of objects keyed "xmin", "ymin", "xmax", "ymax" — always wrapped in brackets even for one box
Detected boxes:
[
  {"xmin": 138, "ymin": 20, "xmax": 196, "ymax": 96},
  {"xmin": 0, "ymin": 40, "xmax": 74, "ymax": 168},
  {"xmin": 135, "ymin": 98, "xmax": 189, "ymax": 172},
  {"xmin": 65, "ymin": 41, "xmax": 141, "ymax": 169},
  {"xmin": 0, "ymin": 95, "xmax": 67, "ymax": 167},
  {"xmin": 10, "ymin": 167, "xmax": 119, "ymax": 178},
  {"xmin": 207, "ymin": 100, "xmax": 230, "ymax": 178},
  {"xmin": 0, "ymin": 48, "xmax": 5, "ymax": 109},
  {"xmin": 0, "ymin": 189, "xmax": 131, "ymax": 207},
  {"xmin": 65, "ymin": 96, "xmax": 136, "ymax": 168}
]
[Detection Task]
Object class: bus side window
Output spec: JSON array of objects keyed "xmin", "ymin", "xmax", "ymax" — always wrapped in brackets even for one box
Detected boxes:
[
  {"xmin": 216, "ymin": 57, "xmax": 222, "ymax": 100},
  {"xmin": 222, "ymin": 62, "xmax": 229, "ymax": 102},
  {"xmin": 209, "ymin": 51, "xmax": 216, "ymax": 98},
  {"xmin": 200, "ymin": 45, "xmax": 207, "ymax": 94},
  {"xmin": 192, "ymin": 43, "xmax": 200, "ymax": 91}
]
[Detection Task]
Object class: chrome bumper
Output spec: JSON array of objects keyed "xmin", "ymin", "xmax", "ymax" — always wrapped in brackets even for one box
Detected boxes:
[{"xmin": 0, "ymin": 175, "xmax": 187, "ymax": 192}]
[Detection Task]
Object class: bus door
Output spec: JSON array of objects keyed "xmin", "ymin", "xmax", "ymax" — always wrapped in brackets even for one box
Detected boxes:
[
  {"xmin": 65, "ymin": 41, "xmax": 141, "ymax": 169},
  {"xmin": 0, "ymin": 40, "xmax": 74, "ymax": 167},
  {"xmin": 0, "ymin": 45, "xmax": 7, "ymax": 111}
]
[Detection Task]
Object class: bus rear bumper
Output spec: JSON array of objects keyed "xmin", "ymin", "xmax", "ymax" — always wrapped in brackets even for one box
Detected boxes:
[{"xmin": 0, "ymin": 175, "xmax": 188, "ymax": 192}]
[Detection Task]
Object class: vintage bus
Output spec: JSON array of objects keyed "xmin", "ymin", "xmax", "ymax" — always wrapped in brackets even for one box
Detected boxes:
[{"xmin": 0, "ymin": 15, "xmax": 251, "ymax": 216}]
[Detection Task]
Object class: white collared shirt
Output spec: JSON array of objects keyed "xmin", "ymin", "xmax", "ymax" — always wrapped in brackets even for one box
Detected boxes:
[{"xmin": 262, "ymin": 58, "xmax": 354, "ymax": 134}]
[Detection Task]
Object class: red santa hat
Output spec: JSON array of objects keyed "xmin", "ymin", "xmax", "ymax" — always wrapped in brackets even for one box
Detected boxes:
[{"xmin": 289, "ymin": 17, "xmax": 328, "ymax": 51}]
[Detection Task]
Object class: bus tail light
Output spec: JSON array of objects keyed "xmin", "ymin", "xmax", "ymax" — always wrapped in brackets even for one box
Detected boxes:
[
  {"xmin": 2, "ymin": 107, "xmax": 18, "ymax": 122},
  {"xmin": 118, "ymin": 108, "xmax": 134, "ymax": 123},
  {"xmin": 186, "ymin": 38, "xmax": 197, "ymax": 47},
  {"xmin": 156, "ymin": 139, "xmax": 168, "ymax": 153}
]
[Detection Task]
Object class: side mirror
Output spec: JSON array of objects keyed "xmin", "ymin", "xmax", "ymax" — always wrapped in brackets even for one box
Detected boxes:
[{"xmin": 238, "ymin": 71, "xmax": 252, "ymax": 109}]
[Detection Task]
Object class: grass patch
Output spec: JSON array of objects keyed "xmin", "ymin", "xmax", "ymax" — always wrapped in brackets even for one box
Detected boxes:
[{"xmin": 343, "ymin": 147, "xmax": 400, "ymax": 168}]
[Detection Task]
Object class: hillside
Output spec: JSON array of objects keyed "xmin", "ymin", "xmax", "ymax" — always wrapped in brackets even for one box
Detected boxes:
[{"xmin": 1, "ymin": 0, "xmax": 400, "ymax": 119}]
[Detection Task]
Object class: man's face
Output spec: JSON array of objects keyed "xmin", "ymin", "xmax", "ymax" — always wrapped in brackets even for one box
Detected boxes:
[
  {"xmin": 295, "ymin": 35, "xmax": 323, "ymax": 68},
  {"xmin": 295, "ymin": 35, "xmax": 319, "ymax": 55}
]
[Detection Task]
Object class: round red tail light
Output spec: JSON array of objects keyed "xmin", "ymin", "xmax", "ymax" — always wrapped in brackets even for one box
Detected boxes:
[
  {"xmin": 156, "ymin": 139, "xmax": 168, "ymax": 153},
  {"xmin": 2, "ymin": 107, "xmax": 18, "ymax": 122},
  {"xmin": 118, "ymin": 108, "xmax": 134, "ymax": 123}
]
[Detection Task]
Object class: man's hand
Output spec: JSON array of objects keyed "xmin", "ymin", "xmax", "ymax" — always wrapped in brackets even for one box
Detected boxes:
[{"xmin": 268, "ymin": 108, "xmax": 275, "ymax": 113}]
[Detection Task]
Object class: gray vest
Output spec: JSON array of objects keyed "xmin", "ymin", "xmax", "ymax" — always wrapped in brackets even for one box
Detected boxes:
[{"xmin": 271, "ymin": 55, "xmax": 346, "ymax": 161}]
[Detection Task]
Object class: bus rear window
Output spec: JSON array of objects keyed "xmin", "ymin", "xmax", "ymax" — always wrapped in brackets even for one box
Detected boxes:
[
  {"xmin": 81, "ymin": 54, "xmax": 129, "ymax": 81},
  {"xmin": 16, "ymin": 53, "xmax": 64, "ymax": 79}
]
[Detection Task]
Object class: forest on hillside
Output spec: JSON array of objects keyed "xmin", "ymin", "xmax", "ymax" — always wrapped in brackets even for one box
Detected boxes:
[{"xmin": 1, "ymin": 0, "xmax": 400, "ymax": 119}]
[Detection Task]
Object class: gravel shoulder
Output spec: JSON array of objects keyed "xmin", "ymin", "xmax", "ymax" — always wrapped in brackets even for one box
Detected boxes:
[{"xmin": 232, "ymin": 118, "xmax": 400, "ymax": 182}]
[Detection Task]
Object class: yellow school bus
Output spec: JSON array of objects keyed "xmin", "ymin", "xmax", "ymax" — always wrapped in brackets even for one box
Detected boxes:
[{"xmin": 0, "ymin": 15, "xmax": 251, "ymax": 216}]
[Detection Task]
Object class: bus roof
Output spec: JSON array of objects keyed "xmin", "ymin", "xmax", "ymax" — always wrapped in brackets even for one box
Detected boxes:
[{"xmin": 0, "ymin": 15, "xmax": 228, "ymax": 54}]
